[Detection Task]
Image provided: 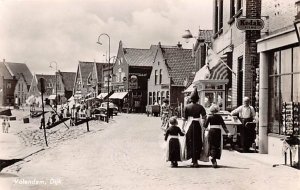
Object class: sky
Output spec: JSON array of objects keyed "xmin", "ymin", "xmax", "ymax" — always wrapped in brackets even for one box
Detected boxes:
[{"xmin": 0, "ymin": 0, "xmax": 213, "ymax": 74}]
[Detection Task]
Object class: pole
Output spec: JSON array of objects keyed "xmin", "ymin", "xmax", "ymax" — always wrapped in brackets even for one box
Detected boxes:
[
  {"xmin": 41, "ymin": 89, "xmax": 48, "ymax": 147},
  {"xmin": 55, "ymin": 69, "xmax": 58, "ymax": 113}
]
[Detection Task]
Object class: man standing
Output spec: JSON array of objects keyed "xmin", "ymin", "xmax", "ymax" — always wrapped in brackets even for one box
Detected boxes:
[{"xmin": 231, "ymin": 97, "xmax": 256, "ymax": 152}]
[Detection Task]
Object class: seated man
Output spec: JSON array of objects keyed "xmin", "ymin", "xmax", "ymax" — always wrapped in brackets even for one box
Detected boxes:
[{"xmin": 231, "ymin": 97, "xmax": 256, "ymax": 152}]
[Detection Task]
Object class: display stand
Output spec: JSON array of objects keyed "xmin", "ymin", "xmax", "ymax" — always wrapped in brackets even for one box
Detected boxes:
[{"xmin": 281, "ymin": 102, "xmax": 300, "ymax": 169}]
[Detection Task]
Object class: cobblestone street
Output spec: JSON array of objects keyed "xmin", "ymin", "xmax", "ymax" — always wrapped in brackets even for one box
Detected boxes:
[{"xmin": 0, "ymin": 113, "xmax": 299, "ymax": 190}]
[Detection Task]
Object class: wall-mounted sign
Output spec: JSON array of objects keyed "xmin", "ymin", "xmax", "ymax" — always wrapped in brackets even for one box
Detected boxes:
[
  {"xmin": 236, "ymin": 18, "xmax": 264, "ymax": 30},
  {"xmin": 161, "ymin": 84, "xmax": 169, "ymax": 89},
  {"xmin": 129, "ymin": 75, "xmax": 138, "ymax": 89},
  {"xmin": 123, "ymin": 77, "xmax": 127, "ymax": 82},
  {"xmin": 129, "ymin": 73, "xmax": 147, "ymax": 77}
]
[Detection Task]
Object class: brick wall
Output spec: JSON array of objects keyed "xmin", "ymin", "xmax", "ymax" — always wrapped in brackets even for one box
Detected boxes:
[
  {"xmin": 262, "ymin": 0, "xmax": 297, "ymax": 34},
  {"xmin": 245, "ymin": 0, "xmax": 261, "ymax": 106}
]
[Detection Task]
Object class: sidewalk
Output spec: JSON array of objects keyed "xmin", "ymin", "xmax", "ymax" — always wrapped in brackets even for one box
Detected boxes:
[
  {"xmin": 233, "ymin": 150, "xmax": 294, "ymax": 169},
  {"xmin": 0, "ymin": 133, "xmax": 44, "ymax": 164}
]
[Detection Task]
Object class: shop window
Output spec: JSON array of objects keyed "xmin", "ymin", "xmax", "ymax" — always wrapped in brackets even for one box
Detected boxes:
[
  {"xmin": 269, "ymin": 47, "xmax": 300, "ymax": 135},
  {"xmin": 293, "ymin": 47, "xmax": 300, "ymax": 72},
  {"xmin": 281, "ymin": 49, "xmax": 292, "ymax": 74}
]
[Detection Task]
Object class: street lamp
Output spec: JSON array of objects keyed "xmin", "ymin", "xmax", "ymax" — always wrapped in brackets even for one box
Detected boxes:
[
  {"xmin": 97, "ymin": 33, "xmax": 111, "ymax": 123},
  {"xmin": 49, "ymin": 61, "xmax": 58, "ymax": 113},
  {"xmin": 294, "ymin": 0, "xmax": 300, "ymax": 44}
]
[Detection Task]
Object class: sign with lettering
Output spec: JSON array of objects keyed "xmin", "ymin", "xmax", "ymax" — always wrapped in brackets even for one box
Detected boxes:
[
  {"xmin": 236, "ymin": 18, "xmax": 264, "ymax": 30},
  {"xmin": 129, "ymin": 73, "xmax": 147, "ymax": 77},
  {"xmin": 129, "ymin": 75, "xmax": 138, "ymax": 89}
]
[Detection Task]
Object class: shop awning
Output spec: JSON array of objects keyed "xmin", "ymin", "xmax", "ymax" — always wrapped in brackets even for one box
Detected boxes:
[
  {"xmin": 97, "ymin": 93, "xmax": 108, "ymax": 99},
  {"xmin": 109, "ymin": 92, "xmax": 128, "ymax": 99},
  {"xmin": 48, "ymin": 95, "xmax": 57, "ymax": 100}
]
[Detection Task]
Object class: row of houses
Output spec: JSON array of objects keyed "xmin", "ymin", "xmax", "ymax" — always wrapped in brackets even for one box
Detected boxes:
[{"xmin": 0, "ymin": 59, "xmax": 78, "ymax": 107}]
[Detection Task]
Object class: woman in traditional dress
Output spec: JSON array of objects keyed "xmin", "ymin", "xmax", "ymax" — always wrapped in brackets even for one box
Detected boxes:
[
  {"xmin": 161, "ymin": 98, "xmax": 170, "ymax": 130},
  {"xmin": 165, "ymin": 116, "xmax": 185, "ymax": 167},
  {"xmin": 205, "ymin": 104, "xmax": 230, "ymax": 168},
  {"xmin": 182, "ymin": 88, "xmax": 207, "ymax": 167}
]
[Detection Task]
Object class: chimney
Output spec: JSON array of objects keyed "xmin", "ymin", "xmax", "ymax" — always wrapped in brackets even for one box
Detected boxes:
[{"xmin": 177, "ymin": 42, "xmax": 182, "ymax": 48}]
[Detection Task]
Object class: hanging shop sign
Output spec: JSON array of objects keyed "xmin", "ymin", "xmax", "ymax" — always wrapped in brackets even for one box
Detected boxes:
[
  {"xmin": 236, "ymin": 18, "xmax": 264, "ymax": 30},
  {"xmin": 129, "ymin": 75, "xmax": 138, "ymax": 89}
]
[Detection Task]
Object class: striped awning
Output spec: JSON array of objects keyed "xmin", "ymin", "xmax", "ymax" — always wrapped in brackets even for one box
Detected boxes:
[{"xmin": 208, "ymin": 56, "xmax": 228, "ymax": 80}]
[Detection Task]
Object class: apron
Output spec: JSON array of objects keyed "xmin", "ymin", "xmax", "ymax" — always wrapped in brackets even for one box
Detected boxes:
[{"xmin": 165, "ymin": 135, "xmax": 183, "ymax": 161}]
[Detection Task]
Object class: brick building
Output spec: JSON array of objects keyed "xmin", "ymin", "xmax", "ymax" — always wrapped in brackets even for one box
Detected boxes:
[
  {"xmin": 112, "ymin": 41, "xmax": 154, "ymax": 113},
  {"xmin": 0, "ymin": 61, "xmax": 17, "ymax": 106},
  {"xmin": 147, "ymin": 42, "xmax": 195, "ymax": 109},
  {"xmin": 256, "ymin": 0, "xmax": 300, "ymax": 154},
  {"xmin": 0, "ymin": 61, "xmax": 33, "ymax": 106},
  {"xmin": 212, "ymin": 0, "xmax": 261, "ymax": 110}
]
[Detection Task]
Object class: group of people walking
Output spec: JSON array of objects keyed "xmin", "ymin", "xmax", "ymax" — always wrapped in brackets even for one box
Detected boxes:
[{"xmin": 164, "ymin": 87, "xmax": 256, "ymax": 168}]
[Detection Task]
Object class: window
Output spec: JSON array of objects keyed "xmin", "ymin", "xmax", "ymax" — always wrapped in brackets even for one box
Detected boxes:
[
  {"xmin": 230, "ymin": 0, "xmax": 235, "ymax": 18},
  {"xmin": 159, "ymin": 69, "xmax": 162, "ymax": 84},
  {"xmin": 237, "ymin": 0, "xmax": 242, "ymax": 11},
  {"xmin": 7, "ymin": 83, "xmax": 11, "ymax": 89},
  {"xmin": 155, "ymin": 70, "xmax": 158, "ymax": 85},
  {"xmin": 166, "ymin": 91, "xmax": 169, "ymax": 99},
  {"xmin": 219, "ymin": 0, "xmax": 223, "ymax": 30},
  {"xmin": 157, "ymin": 91, "xmax": 160, "ymax": 104},
  {"xmin": 153, "ymin": 91, "xmax": 156, "ymax": 104},
  {"xmin": 214, "ymin": 0, "xmax": 219, "ymax": 33},
  {"xmin": 269, "ymin": 47, "xmax": 300, "ymax": 135},
  {"xmin": 161, "ymin": 91, "xmax": 165, "ymax": 103},
  {"xmin": 237, "ymin": 57, "xmax": 243, "ymax": 106},
  {"xmin": 149, "ymin": 92, "xmax": 152, "ymax": 105}
]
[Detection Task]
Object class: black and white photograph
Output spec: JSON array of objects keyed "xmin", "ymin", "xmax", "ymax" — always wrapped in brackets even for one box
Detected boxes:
[{"xmin": 0, "ymin": 0, "xmax": 299, "ymax": 189}]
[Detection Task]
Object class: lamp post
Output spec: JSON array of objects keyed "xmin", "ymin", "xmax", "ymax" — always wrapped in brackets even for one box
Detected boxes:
[
  {"xmin": 49, "ymin": 61, "xmax": 58, "ymax": 113},
  {"xmin": 294, "ymin": 0, "xmax": 300, "ymax": 45},
  {"xmin": 97, "ymin": 33, "xmax": 111, "ymax": 123}
]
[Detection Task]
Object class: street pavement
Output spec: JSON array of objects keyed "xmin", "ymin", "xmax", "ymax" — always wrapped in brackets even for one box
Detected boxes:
[{"xmin": 0, "ymin": 113, "xmax": 299, "ymax": 190}]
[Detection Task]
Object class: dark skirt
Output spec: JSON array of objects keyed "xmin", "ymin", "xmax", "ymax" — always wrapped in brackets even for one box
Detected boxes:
[
  {"xmin": 208, "ymin": 128, "xmax": 222, "ymax": 159},
  {"xmin": 167, "ymin": 138, "xmax": 182, "ymax": 161},
  {"xmin": 185, "ymin": 121, "xmax": 202, "ymax": 161}
]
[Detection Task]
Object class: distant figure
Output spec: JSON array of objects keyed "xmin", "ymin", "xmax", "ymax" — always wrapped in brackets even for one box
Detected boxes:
[
  {"xmin": 4, "ymin": 119, "xmax": 10, "ymax": 133},
  {"xmin": 46, "ymin": 117, "xmax": 51, "ymax": 128},
  {"xmin": 161, "ymin": 98, "xmax": 170, "ymax": 130},
  {"xmin": 165, "ymin": 116, "xmax": 185, "ymax": 167},
  {"xmin": 2, "ymin": 119, "xmax": 6, "ymax": 133},
  {"xmin": 59, "ymin": 109, "xmax": 64, "ymax": 120},
  {"xmin": 40, "ymin": 117, "xmax": 44, "ymax": 129},
  {"xmin": 51, "ymin": 112, "xmax": 56, "ymax": 124}
]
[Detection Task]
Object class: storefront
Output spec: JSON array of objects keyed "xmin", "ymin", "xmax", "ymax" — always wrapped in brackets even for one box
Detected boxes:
[{"xmin": 257, "ymin": 27, "xmax": 300, "ymax": 158}]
